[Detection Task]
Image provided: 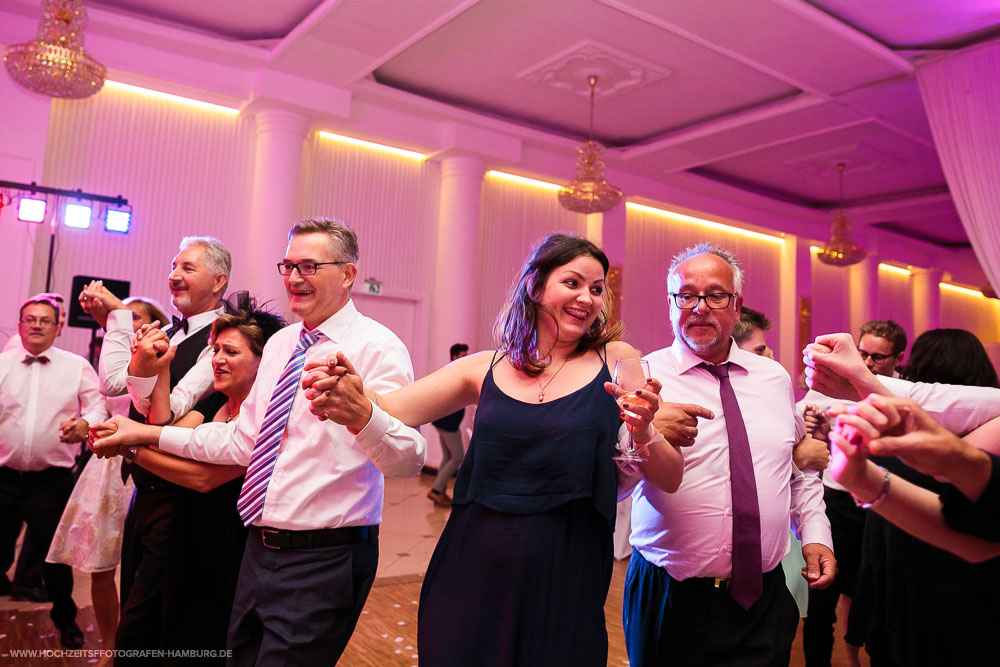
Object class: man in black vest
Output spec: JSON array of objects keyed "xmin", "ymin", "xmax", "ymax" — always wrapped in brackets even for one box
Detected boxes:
[{"xmin": 80, "ymin": 236, "xmax": 230, "ymax": 662}]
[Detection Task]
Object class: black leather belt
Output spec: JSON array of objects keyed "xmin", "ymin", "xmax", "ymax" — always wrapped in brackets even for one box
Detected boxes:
[
  {"xmin": 682, "ymin": 565, "xmax": 781, "ymax": 593},
  {"xmin": 252, "ymin": 525, "xmax": 379, "ymax": 550}
]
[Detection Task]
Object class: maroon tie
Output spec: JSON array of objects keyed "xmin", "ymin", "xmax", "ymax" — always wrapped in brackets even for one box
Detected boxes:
[{"xmin": 702, "ymin": 362, "xmax": 763, "ymax": 609}]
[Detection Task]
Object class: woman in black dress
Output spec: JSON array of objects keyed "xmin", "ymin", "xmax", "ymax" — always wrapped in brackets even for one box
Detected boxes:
[{"xmin": 306, "ymin": 234, "xmax": 684, "ymax": 666}]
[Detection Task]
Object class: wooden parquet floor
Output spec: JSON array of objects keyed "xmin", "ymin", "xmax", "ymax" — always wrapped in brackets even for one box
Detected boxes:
[{"xmin": 0, "ymin": 559, "xmax": 865, "ymax": 666}]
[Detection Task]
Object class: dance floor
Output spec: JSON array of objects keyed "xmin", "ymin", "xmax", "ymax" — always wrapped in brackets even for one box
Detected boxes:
[{"xmin": 1, "ymin": 474, "xmax": 866, "ymax": 665}]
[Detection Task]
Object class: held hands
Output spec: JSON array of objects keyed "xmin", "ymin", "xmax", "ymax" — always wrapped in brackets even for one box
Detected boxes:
[
  {"xmin": 58, "ymin": 418, "xmax": 89, "ymax": 444},
  {"xmin": 831, "ymin": 394, "xmax": 971, "ymax": 485},
  {"xmin": 802, "ymin": 333, "xmax": 872, "ymax": 400},
  {"xmin": 604, "ymin": 377, "xmax": 663, "ymax": 449},
  {"xmin": 653, "ymin": 402, "xmax": 714, "ymax": 448},
  {"xmin": 78, "ymin": 280, "xmax": 126, "ymax": 330},
  {"xmin": 129, "ymin": 326, "xmax": 175, "ymax": 378},
  {"xmin": 88, "ymin": 415, "xmax": 145, "ymax": 458},
  {"xmin": 302, "ymin": 352, "xmax": 373, "ymax": 433}
]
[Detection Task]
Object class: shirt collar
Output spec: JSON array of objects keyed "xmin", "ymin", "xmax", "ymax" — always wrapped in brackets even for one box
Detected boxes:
[
  {"xmin": 308, "ymin": 299, "xmax": 359, "ymax": 344},
  {"xmin": 669, "ymin": 336, "xmax": 749, "ymax": 375},
  {"xmin": 182, "ymin": 305, "xmax": 225, "ymax": 332}
]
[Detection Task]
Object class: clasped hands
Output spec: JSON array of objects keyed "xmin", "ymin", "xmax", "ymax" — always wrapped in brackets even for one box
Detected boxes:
[
  {"xmin": 85, "ymin": 415, "xmax": 140, "ymax": 459},
  {"xmin": 301, "ymin": 353, "xmax": 373, "ymax": 433}
]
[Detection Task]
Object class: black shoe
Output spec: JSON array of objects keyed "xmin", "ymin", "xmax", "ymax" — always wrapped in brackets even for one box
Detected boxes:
[
  {"xmin": 57, "ymin": 621, "xmax": 84, "ymax": 649},
  {"xmin": 11, "ymin": 585, "xmax": 49, "ymax": 602},
  {"xmin": 0, "ymin": 576, "xmax": 10, "ymax": 596}
]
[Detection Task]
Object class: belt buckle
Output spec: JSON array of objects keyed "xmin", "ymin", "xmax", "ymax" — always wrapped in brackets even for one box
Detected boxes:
[
  {"xmin": 713, "ymin": 577, "xmax": 731, "ymax": 593},
  {"xmin": 260, "ymin": 528, "xmax": 282, "ymax": 550}
]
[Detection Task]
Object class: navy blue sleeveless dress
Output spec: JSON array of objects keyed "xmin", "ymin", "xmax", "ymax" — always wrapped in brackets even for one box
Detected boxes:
[{"xmin": 417, "ymin": 356, "xmax": 620, "ymax": 667}]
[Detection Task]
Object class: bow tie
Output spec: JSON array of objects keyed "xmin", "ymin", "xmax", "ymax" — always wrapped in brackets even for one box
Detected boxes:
[
  {"xmin": 23, "ymin": 355, "xmax": 50, "ymax": 365},
  {"xmin": 171, "ymin": 316, "xmax": 189, "ymax": 335}
]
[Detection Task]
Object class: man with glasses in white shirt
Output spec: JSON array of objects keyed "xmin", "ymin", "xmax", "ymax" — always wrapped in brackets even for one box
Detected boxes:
[
  {"xmin": 623, "ymin": 242, "xmax": 834, "ymax": 667},
  {"xmin": 0, "ymin": 295, "xmax": 106, "ymax": 649},
  {"xmin": 91, "ymin": 218, "xmax": 426, "ymax": 664}
]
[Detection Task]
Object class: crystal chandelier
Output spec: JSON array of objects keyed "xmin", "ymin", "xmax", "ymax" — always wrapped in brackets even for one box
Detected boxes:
[
  {"xmin": 4, "ymin": 0, "xmax": 106, "ymax": 99},
  {"xmin": 816, "ymin": 163, "xmax": 866, "ymax": 267},
  {"xmin": 558, "ymin": 75, "xmax": 623, "ymax": 214}
]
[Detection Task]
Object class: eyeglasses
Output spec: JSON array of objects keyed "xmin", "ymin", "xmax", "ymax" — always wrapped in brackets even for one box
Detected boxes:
[
  {"xmin": 20, "ymin": 317, "xmax": 56, "ymax": 327},
  {"xmin": 670, "ymin": 293, "xmax": 735, "ymax": 310},
  {"xmin": 276, "ymin": 261, "xmax": 347, "ymax": 276},
  {"xmin": 857, "ymin": 349, "xmax": 895, "ymax": 364}
]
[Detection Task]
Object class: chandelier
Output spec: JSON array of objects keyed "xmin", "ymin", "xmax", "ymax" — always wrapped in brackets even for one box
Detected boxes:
[
  {"xmin": 4, "ymin": 0, "xmax": 106, "ymax": 99},
  {"xmin": 816, "ymin": 163, "xmax": 866, "ymax": 267},
  {"xmin": 558, "ymin": 75, "xmax": 623, "ymax": 214}
]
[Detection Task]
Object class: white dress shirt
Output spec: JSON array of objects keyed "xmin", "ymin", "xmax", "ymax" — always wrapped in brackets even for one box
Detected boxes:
[
  {"xmin": 100, "ymin": 308, "xmax": 219, "ymax": 420},
  {"xmin": 632, "ymin": 339, "xmax": 832, "ymax": 581},
  {"xmin": 0, "ymin": 346, "xmax": 107, "ymax": 470},
  {"xmin": 159, "ymin": 300, "xmax": 426, "ymax": 530}
]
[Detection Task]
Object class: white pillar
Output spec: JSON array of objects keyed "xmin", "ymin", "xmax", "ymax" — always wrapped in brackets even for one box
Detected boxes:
[
  {"xmin": 779, "ymin": 236, "xmax": 811, "ymax": 382},
  {"xmin": 430, "ymin": 156, "xmax": 485, "ymax": 371},
  {"xmin": 912, "ymin": 268, "xmax": 943, "ymax": 336},
  {"xmin": 245, "ymin": 109, "xmax": 311, "ymax": 317},
  {"xmin": 849, "ymin": 254, "xmax": 879, "ymax": 335}
]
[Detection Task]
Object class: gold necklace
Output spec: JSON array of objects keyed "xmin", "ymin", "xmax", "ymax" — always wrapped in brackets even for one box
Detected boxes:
[{"xmin": 537, "ymin": 357, "xmax": 570, "ymax": 402}]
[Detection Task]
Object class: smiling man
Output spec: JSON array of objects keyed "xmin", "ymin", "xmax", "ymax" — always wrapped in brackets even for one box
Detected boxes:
[
  {"xmin": 0, "ymin": 296, "xmax": 106, "ymax": 649},
  {"xmin": 79, "ymin": 236, "xmax": 231, "ymax": 662},
  {"xmin": 95, "ymin": 218, "xmax": 427, "ymax": 664},
  {"xmin": 623, "ymin": 242, "xmax": 834, "ymax": 667}
]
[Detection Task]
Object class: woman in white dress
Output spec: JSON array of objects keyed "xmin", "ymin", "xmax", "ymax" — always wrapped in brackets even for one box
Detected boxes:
[{"xmin": 46, "ymin": 297, "xmax": 167, "ymax": 663}]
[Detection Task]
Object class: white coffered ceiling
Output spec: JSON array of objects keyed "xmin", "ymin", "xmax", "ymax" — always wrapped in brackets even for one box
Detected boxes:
[{"xmin": 5, "ymin": 0, "xmax": 1000, "ymax": 251}]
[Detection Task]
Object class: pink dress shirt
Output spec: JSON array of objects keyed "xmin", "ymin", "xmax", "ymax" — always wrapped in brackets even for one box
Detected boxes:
[{"xmin": 632, "ymin": 339, "xmax": 832, "ymax": 581}]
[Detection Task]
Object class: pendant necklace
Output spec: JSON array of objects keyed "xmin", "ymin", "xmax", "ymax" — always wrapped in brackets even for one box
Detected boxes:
[{"xmin": 537, "ymin": 357, "xmax": 570, "ymax": 402}]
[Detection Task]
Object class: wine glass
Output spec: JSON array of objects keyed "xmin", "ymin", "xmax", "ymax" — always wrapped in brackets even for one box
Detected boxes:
[{"xmin": 613, "ymin": 358, "xmax": 651, "ymax": 462}]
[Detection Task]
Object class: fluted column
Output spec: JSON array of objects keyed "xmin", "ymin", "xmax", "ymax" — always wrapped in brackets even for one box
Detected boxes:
[
  {"xmin": 849, "ymin": 254, "xmax": 879, "ymax": 335},
  {"xmin": 779, "ymin": 236, "xmax": 811, "ymax": 382},
  {"xmin": 430, "ymin": 156, "xmax": 486, "ymax": 371},
  {"xmin": 912, "ymin": 268, "xmax": 943, "ymax": 335},
  {"xmin": 245, "ymin": 109, "xmax": 311, "ymax": 316}
]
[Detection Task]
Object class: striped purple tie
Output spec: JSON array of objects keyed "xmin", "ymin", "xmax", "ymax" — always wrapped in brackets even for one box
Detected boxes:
[
  {"xmin": 702, "ymin": 362, "xmax": 763, "ymax": 610},
  {"xmin": 237, "ymin": 329, "xmax": 323, "ymax": 526}
]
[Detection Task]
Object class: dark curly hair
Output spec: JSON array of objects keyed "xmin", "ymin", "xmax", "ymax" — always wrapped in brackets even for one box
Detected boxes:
[
  {"xmin": 493, "ymin": 233, "xmax": 623, "ymax": 377},
  {"xmin": 211, "ymin": 298, "xmax": 286, "ymax": 357},
  {"xmin": 901, "ymin": 328, "xmax": 999, "ymax": 388}
]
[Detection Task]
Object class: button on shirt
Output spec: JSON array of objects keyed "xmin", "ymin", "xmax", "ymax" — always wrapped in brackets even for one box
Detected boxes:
[
  {"xmin": 100, "ymin": 308, "xmax": 219, "ymax": 417},
  {"xmin": 0, "ymin": 346, "xmax": 107, "ymax": 470},
  {"xmin": 631, "ymin": 339, "xmax": 831, "ymax": 581},
  {"xmin": 158, "ymin": 300, "xmax": 426, "ymax": 530}
]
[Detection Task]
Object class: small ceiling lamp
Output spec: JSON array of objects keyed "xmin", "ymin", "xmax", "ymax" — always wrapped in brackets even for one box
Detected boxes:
[
  {"xmin": 558, "ymin": 75, "xmax": 622, "ymax": 214},
  {"xmin": 4, "ymin": 0, "xmax": 107, "ymax": 99},
  {"xmin": 816, "ymin": 163, "xmax": 866, "ymax": 267}
]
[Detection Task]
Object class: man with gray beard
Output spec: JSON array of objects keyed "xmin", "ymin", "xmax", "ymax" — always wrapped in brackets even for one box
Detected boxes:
[{"xmin": 622, "ymin": 242, "xmax": 835, "ymax": 666}]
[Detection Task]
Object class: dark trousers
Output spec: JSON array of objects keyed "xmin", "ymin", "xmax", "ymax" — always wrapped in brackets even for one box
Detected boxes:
[
  {"xmin": 623, "ymin": 549, "xmax": 798, "ymax": 667},
  {"xmin": 13, "ymin": 526, "xmax": 44, "ymax": 589},
  {"xmin": 802, "ymin": 487, "xmax": 866, "ymax": 665},
  {"xmin": 116, "ymin": 486, "xmax": 175, "ymax": 664},
  {"xmin": 0, "ymin": 466, "xmax": 77, "ymax": 627},
  {"xmin": 228, "ymin": 531, "xmax": 379, "ymax": 666}
]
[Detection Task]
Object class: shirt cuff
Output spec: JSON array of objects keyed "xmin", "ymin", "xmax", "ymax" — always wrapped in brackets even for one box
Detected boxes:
[
  {"xmin": 107, "ymin": 308, "xmax": 133, "ymax": 331},
  {"xmin": 799, "ymin": 523, "xmax": 834, "ymax": 551},
  {"xmin": 877, "ymin": 375, "xmax": 909, "ymax": 397},
  {"xmin": 354, "ymin": 401, "xmax": 392, "ymax": 448},
  {"xmin": 158, "ymin": 425, "xmax": 192, "ymax": 456},
  {"xmin": 127, "ymin": 373, "xmax": 157, "ymax": 399}
]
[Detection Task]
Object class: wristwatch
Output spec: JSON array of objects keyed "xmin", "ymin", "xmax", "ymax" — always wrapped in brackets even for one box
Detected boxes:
[{"xmin": 123, "ymin": 445, "xmax": 140, "ymax": 463}]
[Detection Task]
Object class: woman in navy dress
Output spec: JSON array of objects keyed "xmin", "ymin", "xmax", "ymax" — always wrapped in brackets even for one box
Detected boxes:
[{"xmin": 306, "ymin": 234, "xmax": 684, "ymax": 666}]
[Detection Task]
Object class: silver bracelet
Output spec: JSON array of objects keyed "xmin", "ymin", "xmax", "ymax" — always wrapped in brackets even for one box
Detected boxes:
[{"xmin": 851, "ymin": 466, "xmax": 890, "ymax": 509}]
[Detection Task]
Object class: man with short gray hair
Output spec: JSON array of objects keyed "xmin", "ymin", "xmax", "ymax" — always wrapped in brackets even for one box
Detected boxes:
[
  {"xmin": 80, "ymin": 235, "xmax": 232, "ymax": 660},
  {"xmin": 623, "ymin": 242, "xmax": 834, "ymax": 666}
]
